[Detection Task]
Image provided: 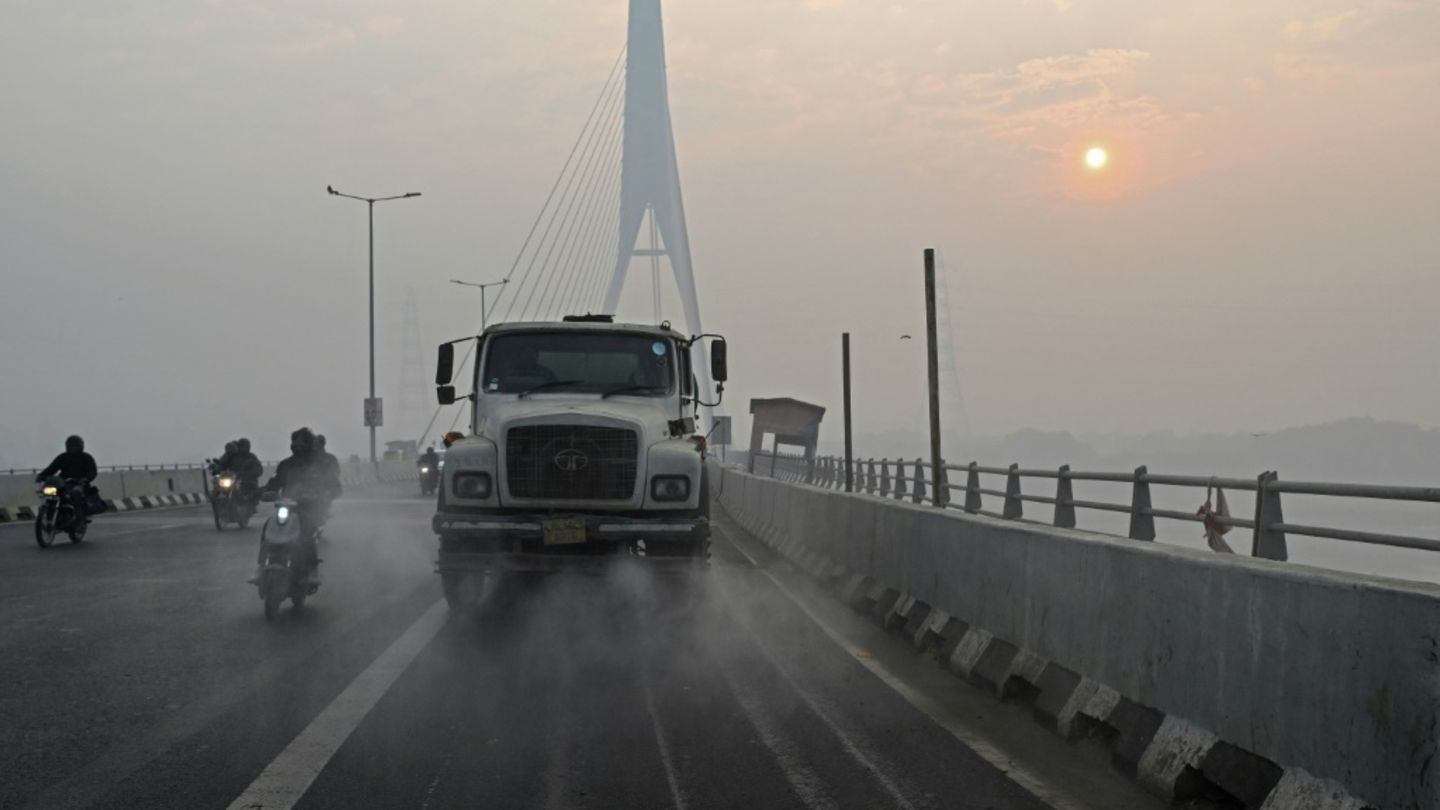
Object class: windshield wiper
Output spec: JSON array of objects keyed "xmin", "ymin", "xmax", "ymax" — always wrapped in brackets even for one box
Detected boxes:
[
  {"xmin": 517, "ymin": 380, "xmax": 583, "ymax": 399},
  {"xmin": 601, "ymin": 384, "xmax": 668, "ymax": 400}
]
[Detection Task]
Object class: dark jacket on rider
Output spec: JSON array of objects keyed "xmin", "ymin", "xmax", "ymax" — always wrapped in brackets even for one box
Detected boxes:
[
  {"xmin": 264, "ymin": 452, "xmax": 342, "ymax": 504},
  {"xmin": 418, "ymin": 450, "xmax": 440, "ymax": 470},
  {"xmin": 232, "ymin": 451, "xmax": 264, "ymax": 485},
  {"xmin": 37, "ymin": 451, "xmax": 98, "ymax": 483}
]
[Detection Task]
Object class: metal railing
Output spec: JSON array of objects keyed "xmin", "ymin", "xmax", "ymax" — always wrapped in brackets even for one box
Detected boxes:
[
  {"xmin": 748, "ymin": 453, "xmax": 1440, "ymax": 562},
  {"xmin": 3, "ymin": 463, "xmax": 208, "ymax": 476}
]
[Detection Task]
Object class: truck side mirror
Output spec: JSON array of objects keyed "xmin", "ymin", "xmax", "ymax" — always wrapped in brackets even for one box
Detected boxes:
[
  {"xmin": 437, "ymin": 385, "xmax": 457, "ymax": 406},
  {"xmin": 436, "ymin": 343, "xmax": 455, "ymax": 386},
  {"xmin": 710, "ymin": 339, "xmax": 728, "ymax": 383}
]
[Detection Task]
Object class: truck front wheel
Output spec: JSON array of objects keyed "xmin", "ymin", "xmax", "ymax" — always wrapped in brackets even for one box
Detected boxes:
[{"xmin": 442, "ymin": 571, "xmax": 485, "ymax": 612}]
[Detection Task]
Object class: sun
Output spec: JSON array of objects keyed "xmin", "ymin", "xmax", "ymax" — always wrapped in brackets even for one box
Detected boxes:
[{"xmin": 1085, "ymin": 147, "xmax": 1109, "ymax": 170}]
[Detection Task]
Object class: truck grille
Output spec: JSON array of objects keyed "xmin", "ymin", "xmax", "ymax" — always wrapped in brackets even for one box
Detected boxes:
[{"xmin": 506, "ymin": 425, "xmax": 639, "ymax": 501}]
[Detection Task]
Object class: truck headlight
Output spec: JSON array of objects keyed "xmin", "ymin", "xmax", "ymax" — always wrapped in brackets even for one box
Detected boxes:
[
  {"xmin": 452, "ymin": 473, "xmax": 492, "ymax": 500},
  {"xmin": 651, "ymin": 476, "xmax": 690, "ymax": 502}
]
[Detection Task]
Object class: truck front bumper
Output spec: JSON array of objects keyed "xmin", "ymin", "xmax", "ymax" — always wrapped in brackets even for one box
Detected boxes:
[{"xmin": 432, "ymin": 511, "xmax": 709, "ymax": 572}]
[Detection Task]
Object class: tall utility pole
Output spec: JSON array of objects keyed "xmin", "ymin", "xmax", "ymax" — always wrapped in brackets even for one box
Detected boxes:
[
  {"xmin": 327, "ymin": 185, "xmax": 421, "ymax": 466},
  {"xmin": 450, "ymin": 278, "xmax": 509, "ymax": 330},
  {"xmin": 843, "ymin": 332, "xmax": 854, "ymax": 493},
  {"xmin": 924, "ymin": 249, "xmax": 947, "ymax": 506}
]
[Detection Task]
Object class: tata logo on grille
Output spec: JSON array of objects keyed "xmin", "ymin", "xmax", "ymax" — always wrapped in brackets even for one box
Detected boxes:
[{"xmin": 554, "ymin": 449, "xmax": 590, "ymax": 473}]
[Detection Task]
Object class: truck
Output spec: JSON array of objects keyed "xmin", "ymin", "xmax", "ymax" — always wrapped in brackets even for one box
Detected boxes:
[{"xmin": 430, "ymin": 315, "xmax": 728, "ymax": 610}]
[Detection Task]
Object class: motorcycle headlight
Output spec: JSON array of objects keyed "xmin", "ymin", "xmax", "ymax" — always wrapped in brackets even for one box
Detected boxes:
[
  {"xmin": 452, "ymin": 472, "xmax": 492, "ymax": 500},
  {"xmin": 651, "ymin": 476, "xmax": 691, "ymax": 502},
  {"xmin": 421, "ymin": 467, "xmax": 430, "ymax": 474},
  {"xmin": 276, "ymin": 505, "xmax": 291, "ymax": 525},
  {"xmin": 41, "ymin": 485, "xmax": 59, "ymax": 497},
  {"xmin": 218, "ymin": 477, "xmax": 235, "ymax": 489}
]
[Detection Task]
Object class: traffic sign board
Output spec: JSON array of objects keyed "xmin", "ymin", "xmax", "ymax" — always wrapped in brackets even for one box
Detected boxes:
[{"xmin": 364, "ymin": 398, "xmax": 384, "ymax": 428}]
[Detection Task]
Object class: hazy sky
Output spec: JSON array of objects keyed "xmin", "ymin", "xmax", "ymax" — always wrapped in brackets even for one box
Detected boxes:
[{"xmin": 2, "ymin": 0, "xmax": 1437, "ymax": 465}]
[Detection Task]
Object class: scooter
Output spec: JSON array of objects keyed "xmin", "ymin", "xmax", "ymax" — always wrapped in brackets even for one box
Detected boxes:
[
  {"xmin": 253, "ymin": 495, "xmax": 321, "ymax": 621},
  {"xmin": 419, "ymin": 464, "xmax": 439, "ymax": 496}
]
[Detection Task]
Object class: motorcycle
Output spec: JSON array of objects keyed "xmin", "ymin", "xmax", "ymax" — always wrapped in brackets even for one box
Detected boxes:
[
  {"xmin": 253, "ymin": 493, "xmax": 322, "ymax": 621},
  {"xmin": 34, "ymin": 476, "xmax": 90, "ymax": 548},
  {"xmin": 208, "ymin": 466, "xmax": 255, "ymax": 531},
  {"xmin": 419, "ymin": 464, "xmax": 439, "ymax": 496}
]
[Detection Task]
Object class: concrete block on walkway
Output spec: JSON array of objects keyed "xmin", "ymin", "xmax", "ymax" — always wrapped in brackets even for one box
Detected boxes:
[
  {"xmin": 1136, "ymin": 715, "xmax": 1220, "ymax": 802},
  {"xmin": 969, "ymin": 637, "xmax": 1023, "ymax": 699},
  {"xmin": 1199, "ymin": 741, "xmax": 1286, "ymax": 809},
  {"xmin": 867, "ymin": 583, "xmax": 901, "ymax": 620},
  {"xmin": 1108, "ymin": 697, "xmax": 1167, "ymax": 777},
  {"xmin": 947, "ymin": 628, "xmax": 993, "ymax": 680},
  {"xmin": 1032, "ymin": 663, "xmax": 1083, "ymax": 733},
  {"xmin": 1258, "ymin": 769, "xmax": 1374, "ymax": 810},
  {"xmin": 900, "ymin": 600, "xmax": 933, "ymax": 641}
]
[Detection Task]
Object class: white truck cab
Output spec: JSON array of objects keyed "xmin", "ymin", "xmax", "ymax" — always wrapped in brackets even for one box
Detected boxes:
[{"xmin": 431, "ymin": 316, "xmax": 727, "ymax": 607}]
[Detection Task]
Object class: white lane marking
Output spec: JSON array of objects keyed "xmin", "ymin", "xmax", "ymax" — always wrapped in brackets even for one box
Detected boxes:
[
  {"xmin": 718, "ymin": 664, "xmax": 838, "ymax": 810},
  {"xmin": 226, "ymin": 599, "xmax": 449, "ymax": 810},
  {"xmin": 640, "ymin": 668, "xmax": 690, "ymax": 810},
  {"xmin": 718, "ymin": 525, "xmax": 1090, "ymax": 810},
  {"xmin": 716, "ymin": 577, "xmax": 918, "ymax": 810}
]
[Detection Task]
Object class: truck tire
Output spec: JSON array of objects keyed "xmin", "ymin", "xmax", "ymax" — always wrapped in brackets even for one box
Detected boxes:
[{"xmin": 442, "ymin": 571, "xmax": 485, "ymax": 613}]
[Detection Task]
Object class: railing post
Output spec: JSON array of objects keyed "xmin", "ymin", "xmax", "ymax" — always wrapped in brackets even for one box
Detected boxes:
[
  {"xmin": 1252, "ymin": 471, "xmax": 1289, "ymax": 561},
  {"xmin": 1128, "ymin": 465, "xmax": 1156, "ymax": 541},
  {"xmin": 1054, "ymin": 465, "xmax": 1076, "ymax": 528},
  {"xmin": 879, "ymin": 459, "xmax": 891, "ymax": 497},
  {"xmin": 913, "ymin": 459, "xmax": 927, "ymax": 504},
  {"xmin": 964, "ymin": 462, "xmax": 982, "ymax": 514},
  {"xmin": 1004, "ymin": 463, "xmax": 1024, "ymax": 519},
  {"xmin": 895, "ymin": 461, "xmax": 908, "ymax": 500}
]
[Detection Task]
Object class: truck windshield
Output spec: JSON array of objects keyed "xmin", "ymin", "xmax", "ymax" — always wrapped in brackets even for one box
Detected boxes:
[{"xmin": 481, "ymin": 332, "xmax": 675, "ymax": 396}]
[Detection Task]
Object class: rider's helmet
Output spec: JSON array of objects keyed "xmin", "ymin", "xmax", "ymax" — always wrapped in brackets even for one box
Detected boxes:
[
  {"xmin": 316, "ymin": 434, "xmax": 328, "ymax": 451},
  {"xmin": 236, "ymin": 438, "xmax": 251, "ymax": 453},
  {"xmin": 65, "ymin": 435, "xmax": 85, "ymax": 454},
  {"xmin": 290, "ymin": 427, "xmax": 316, "ymax": 456}
]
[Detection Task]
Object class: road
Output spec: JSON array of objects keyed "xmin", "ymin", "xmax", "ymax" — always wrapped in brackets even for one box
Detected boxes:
[{"xmin": 0, "ymin": 484, "xmax": 1166, "ymax": 809}]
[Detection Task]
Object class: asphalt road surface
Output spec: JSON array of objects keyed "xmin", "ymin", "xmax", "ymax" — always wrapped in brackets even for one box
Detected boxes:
[{"xmin": 0, "ymin": 484, "xmax": 1167, "ymax": 810}]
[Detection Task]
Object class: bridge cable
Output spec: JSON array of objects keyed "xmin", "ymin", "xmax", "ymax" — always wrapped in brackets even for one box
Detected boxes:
[
  {"xmin": 498, "ymin": 60, "xmax": 626, "ymax": 323},
  {"xmin": 524, "ymin": 72, "xmax": 627, "ymax": 321},
  {"xmin": 417, "ymin": 45, "xmax": 626, "ymax": 446},
  {"xmin": 542, "ymin": 99, "xmax": 626, "ymax": 320}
]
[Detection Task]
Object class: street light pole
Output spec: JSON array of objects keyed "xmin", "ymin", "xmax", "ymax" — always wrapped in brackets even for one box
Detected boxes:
[
  {"xmin": 327, "ymin": 185, "xmax": 421, "ymax": 467},
  {"xmin": 450, "ymin": 278, "xmax": 510, "ymax": 331}
]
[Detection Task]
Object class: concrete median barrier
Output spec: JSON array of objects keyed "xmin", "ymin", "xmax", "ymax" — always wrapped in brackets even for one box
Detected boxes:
[
  {"xmin": 0, "ymin": 460, "xmax": 415, "ymax": 524},
  {"xmin": 720, "ymin": 467, "xmax": 1426, "ymax": 809}
]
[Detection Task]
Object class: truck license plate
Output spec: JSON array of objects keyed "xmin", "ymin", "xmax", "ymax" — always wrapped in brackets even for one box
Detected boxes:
[{"xmin": 543, "ymin": 518, "xmax": 587, "ymax": 546}]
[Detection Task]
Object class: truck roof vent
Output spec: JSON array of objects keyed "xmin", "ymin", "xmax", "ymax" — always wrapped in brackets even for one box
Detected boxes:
[{"xmin": 562, "ymin": 314, "xmax": 615, "ymax": 323}]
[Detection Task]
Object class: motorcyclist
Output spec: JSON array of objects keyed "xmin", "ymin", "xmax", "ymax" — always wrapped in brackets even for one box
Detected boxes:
[
  {"xmin": 417, "ymin": 446, "xmax": 440, "ymax": 471},
  {"xmin": 213, "ymin": 441, "xmax": 239, "ymax": 474},
  {"xmin": 232, "ymin": 438, "xmax": 264, "ymax": 504},
  {"xmin": 261, "ymin": 428, "xmax": 342, "ymax": 578},
  {"xmin": 36, "ymin": 435, "xmax": 101, "ymax": 515},
  {"xmin": 314, "ymin": 434, "xmax": 341, "ymax": 495}
]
